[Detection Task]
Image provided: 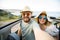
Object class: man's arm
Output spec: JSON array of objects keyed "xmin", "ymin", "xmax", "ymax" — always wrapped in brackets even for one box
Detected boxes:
[
  {"xmin": 17, "ymin": 26, "xmax": 22, "ymax": 37},
  {"xmin": 33, "ymin": 21, "xmax": 55, "ymax": 40}
]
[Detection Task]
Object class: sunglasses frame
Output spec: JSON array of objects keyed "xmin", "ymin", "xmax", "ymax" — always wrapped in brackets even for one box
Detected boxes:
[
  {"xmin": 22, "ymin": 12, "xmax": 32, "ymax": 16},
  {"xmin": 38, "ymin": 16, "xmax": 47, "ymax": 20}
]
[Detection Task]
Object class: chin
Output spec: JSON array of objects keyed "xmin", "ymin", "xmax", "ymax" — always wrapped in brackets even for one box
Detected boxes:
[
  {"xmin": 24, "ymin": 19, "xmax": 30, "ymax": 23},
  {"xmin": 40, "ymin": 22, "xmax": 45, "ymax": 24},
  {"xmin": 24, "ymin": 20, "xmax": 29, "ymax": 23}
]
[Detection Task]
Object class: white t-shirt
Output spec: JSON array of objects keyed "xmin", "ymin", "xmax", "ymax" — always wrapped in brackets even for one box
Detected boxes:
[{"xmin": 31, "ymin": 20, "xmax": 55, "ymax": 40}]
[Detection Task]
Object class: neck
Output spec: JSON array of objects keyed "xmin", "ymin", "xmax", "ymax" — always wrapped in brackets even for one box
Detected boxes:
[
  {"xmin": 39, "ymin": 23, "xmax": 46, "ymax": 30},
  {"xmin": 39, "ymin": 23, "xmax": 44, "ymax": 26}
]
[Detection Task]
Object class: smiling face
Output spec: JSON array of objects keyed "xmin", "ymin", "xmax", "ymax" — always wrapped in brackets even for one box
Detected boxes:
[
  {"xmin": 22, "ymin": 11, "xmax": 32, "ymax": 23},
  {"xmin": 38, "ymin": 15, "xmax": 47, "ymax": 25}
]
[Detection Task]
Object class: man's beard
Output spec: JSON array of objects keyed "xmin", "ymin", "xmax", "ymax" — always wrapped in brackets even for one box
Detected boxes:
[{"xmin": 23, "ymin": 17, "xmax": 31, "ymax": 23}]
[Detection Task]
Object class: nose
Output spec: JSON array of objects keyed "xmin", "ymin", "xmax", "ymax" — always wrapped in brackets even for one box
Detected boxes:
[
  {"xmin": 25, "ymin": 14, "xmax": 27, "ymax": 17},
  {"xmin": 41, "ymin": 18, "xmax": 44, "ymax": 20}
]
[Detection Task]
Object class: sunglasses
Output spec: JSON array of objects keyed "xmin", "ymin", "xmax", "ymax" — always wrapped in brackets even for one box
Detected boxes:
[
  {"xmin": 38, "ymin": 16, "xmax": 47, "ymax": 20},
  {"xmin": 22, "ymin": 12, "xmax": 31, "ymax": 16}
]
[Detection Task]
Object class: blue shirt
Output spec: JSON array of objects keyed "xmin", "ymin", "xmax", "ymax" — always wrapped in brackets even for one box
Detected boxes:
[{"xmin": 20, "ymin": 20, "xmax": 35, "ymax": 40}]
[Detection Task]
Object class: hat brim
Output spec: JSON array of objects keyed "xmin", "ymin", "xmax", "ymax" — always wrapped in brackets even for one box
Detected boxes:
[{"xmin": 20, "ymin": 11, "xmax": 32, "ymax": 13}]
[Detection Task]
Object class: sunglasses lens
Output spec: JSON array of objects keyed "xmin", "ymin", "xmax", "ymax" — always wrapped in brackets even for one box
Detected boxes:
[
  {"xmin": 44, "ymin": 16, "xmax": 47, "ymax": 20},
  {"xmin": 39, "ymin": 16, "xmax": 42, "ymax": 19},
  {"xmin": 39, "ymin": 16, "xmax": 47, "ymax": 20},
  {"xmin": 44, "ymin": 18, "xmax": 47, "ymax": 20},
  {"xmin": 22, "ymin": 13, "xmax": 30, "ymax": 16}
]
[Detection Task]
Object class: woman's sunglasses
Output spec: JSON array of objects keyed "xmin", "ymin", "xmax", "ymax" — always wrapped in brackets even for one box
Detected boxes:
[{"xmin": 38, "ymin": 16, "xmax": 47, "ymax": 20}]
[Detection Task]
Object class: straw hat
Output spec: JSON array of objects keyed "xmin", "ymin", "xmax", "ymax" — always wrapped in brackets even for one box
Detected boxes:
[{"xmin": 20, "ymin": 6, "xmax": 32, "ymax": 13}]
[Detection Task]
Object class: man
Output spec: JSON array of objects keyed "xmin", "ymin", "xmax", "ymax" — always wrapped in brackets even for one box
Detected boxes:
[
  {"xmin": 18, "ymin": 6, "xmax": 55, "ymax": 40},
  {"xmin": 18, "ymin": 6, "xmax": 39, "ymax": 40}
]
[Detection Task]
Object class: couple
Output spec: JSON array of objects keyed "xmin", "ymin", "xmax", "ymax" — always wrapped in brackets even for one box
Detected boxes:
[{"xmin": 18, "ymin": 7, "xmax": 59, "ymax": 40}]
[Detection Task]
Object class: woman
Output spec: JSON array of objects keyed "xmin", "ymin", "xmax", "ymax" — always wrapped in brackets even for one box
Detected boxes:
[{"xmin": 37, "ymin": 11, "xmax": 59, "ymax": 39}]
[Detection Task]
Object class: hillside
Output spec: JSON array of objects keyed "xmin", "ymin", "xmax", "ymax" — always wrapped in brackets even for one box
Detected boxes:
[{"xmin": 0, "ymin": 9, "xmax": 19, "ymax": 21}]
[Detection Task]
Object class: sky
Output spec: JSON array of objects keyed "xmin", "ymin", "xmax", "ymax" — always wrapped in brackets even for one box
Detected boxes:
[{"xmin": 0, "ymin": 0, "xmax": 60, "ymax": 17}]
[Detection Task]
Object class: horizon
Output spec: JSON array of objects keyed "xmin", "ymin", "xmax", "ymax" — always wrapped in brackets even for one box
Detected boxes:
[{"xmin": 0, "ymin": 9, "xmax": 60, "ymax": 18}]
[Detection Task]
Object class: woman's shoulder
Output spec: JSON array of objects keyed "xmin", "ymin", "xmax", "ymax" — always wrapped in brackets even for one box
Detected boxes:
[
  {"xmin": 47, "ymin": 23, "xmax": 55, "ymax": 28},
  {"xmin": 46, "ymin": 23, "xmax": 58, "ymax": 31}
]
